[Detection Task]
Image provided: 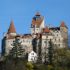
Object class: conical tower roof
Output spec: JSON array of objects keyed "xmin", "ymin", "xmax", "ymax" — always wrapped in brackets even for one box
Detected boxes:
[
  {"xmin": 7, "ymin": 20, "xmax": 16, "ymax": 34},
  {"xmin": 60, "ymin": 21, "xmax": 65, "ymax": 27},
  {"xmin": 60, "ymin": 21, "xmax": 68, "ymax": 28}
]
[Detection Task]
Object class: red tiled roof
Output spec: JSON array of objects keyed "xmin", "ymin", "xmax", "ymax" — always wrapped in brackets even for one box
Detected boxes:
[
  {"xmin": 32, "ymin": 18, "xmax": 43, "ymax": 27},
  {"xmin": 7, "ymin": 20, "xmax": 16, "ymax": 34},
  {"xmin": 43, "ymin": 27, "xmax": 50, "ymax": 33},
  {"xmin": 60, "ymin": 21, "xmax": 65, "ymax": 27},
  {"xmin": 32, "ymin": 12, "xmax": 43, "ymax": 27}
]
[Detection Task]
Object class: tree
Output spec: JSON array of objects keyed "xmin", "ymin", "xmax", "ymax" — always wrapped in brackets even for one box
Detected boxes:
[
  {"xmin": 48, "ymin": 39, "xmax": 54, "ymax": 65},
  {"xmin": 52, "ymin": 48, "xmax": 70, "ymax": 70},
  {"xmin": 9, "ymin": 36, "xmax": 25, "ymax": 64},
  {"xmin": 26, "ymin": 62, "xmax": 34, "ymax": 70},
  {"xmin": 32, "ymin": 38, "xmax": 37, "ymax": 52},
  {"xmin": 32, "ymin": 34, "xmax": 42, "ymax": 63}
]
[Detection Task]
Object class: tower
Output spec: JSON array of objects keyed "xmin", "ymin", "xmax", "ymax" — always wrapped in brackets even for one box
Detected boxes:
[
  {"xmin": 7, "ymin": 20, "xmax": 16, "ymax": 36},
  {"xmin": 2, "ymin": 20, "xmax": 17, "ymax": 56},
  {"xmin": 60, "ymin": 21, "xmax": 68, "ymax": 47},
  {"xmin": 31, "ymin": 12, "xmax": 45, "ymax": 34}
]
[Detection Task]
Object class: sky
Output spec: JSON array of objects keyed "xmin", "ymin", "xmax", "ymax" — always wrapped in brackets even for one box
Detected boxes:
[{"xmin": 0, "ymin": 0, "xmax": 70, "ymax": 52}]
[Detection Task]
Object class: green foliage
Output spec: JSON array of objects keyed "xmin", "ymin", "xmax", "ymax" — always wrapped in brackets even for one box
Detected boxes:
[
  {"xmin": 47, "ymin": 65, "xmax": 53, "ymax": 70},
  {"xmin": 26, "ymin": 62, "xmax": 34, "ymax": 70},
  {"xmin": 33, "ymin": 63, "xmax": 47, "ymax": 70},
  {"xmin": 48, "ymin": 40, "xmax": 54, "ymax": 65},
  {"xmin": 53, "ymin": 48, "xmax": 70, "ymax": 70},
  {"xmin": 4, "ymin": 57, "xmax": 26, "ymax": 70},
  {"xmin": 9, "ymin": 37, "xmax": 25, "ymax": 58},
  {"xmin": 1, "ymin": 37, "xmax": 70, "ymax": 70}
]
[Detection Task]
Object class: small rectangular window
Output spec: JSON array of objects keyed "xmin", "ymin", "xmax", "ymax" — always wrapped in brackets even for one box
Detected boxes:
[
  {"xmin": 31, "ymin": 58, "xmax": 33, "ymax": 61},
  {"xmin": 44, "ymin": 41, "xmax": 47, "ymax": 43},
  {"xmin": 59, "ymin": 39, "xmax": 60, "ymax": 42},
  {"xmin": 58, "ymin": 44, "xmax": 60, "ymax": 46},
  {"xmin": 55, "ymin": 39, "xmax": 56, "ymax": 41},
  {"xmin": 31, "ymin": 53, "xmax": 34, "ymax": 55}
]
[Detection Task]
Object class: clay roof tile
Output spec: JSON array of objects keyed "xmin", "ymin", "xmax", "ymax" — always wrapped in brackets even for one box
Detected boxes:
[
  {"xmin": 7, "ymin": 20, "xmax": 16, "ymax": 34},
  {"xmin": 32, "ymin": 12, "xmax": 43, "ymax": 27},
  {"xmin": 60, "ymin": 21, "xmax": 65, "ymax": 27},
  {"xmin": 43, "ymin": 27, "xmax": 50, "ymax": 33}
]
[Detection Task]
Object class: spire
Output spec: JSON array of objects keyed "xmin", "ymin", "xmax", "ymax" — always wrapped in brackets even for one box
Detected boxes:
[
  {"xmin": 60, "ymin": 21, "xmax": 68, "ymax": 28},
  {"xmin": 60, "ymin": 21, "xmax": 65, "ymax": 27},
  {"xmin": 7, "ymin": 20, "xmax": 16, "ymax": 34}
]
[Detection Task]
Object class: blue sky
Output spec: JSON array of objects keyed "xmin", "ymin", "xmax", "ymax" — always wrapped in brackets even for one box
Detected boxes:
[{"xmin": 0, "ymin": 0, "xmax": 70, "ymax": 52}]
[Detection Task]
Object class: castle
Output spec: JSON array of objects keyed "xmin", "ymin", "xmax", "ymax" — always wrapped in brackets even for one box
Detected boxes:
[{"xmin": 2, "ymin": 12, "xmax": 68, "ymax": 62}]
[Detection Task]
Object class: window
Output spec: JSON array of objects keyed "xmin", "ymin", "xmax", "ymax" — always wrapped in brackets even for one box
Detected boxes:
[
  {"xmin": 57, "ymin": 34, "xmax": 58, "ymax": 36},
  {"xmin": 57, "ymin": 30, "xmax": 58, "ymax": 32},
  {"xmin": 58, "ymin": 44, "xmax": 60, "ymax": 46},
  {"xmin": 31, "ymin": 58, "xmax": 33, "ymax": 61},
  {"xmin": 54, "ymin": 44, "xmax": 57, "ymax": 48},
  {"xmin": 44, "ymin": 41, "xmax": 47, "ymax": 43},
  {"xmin": 55, "ymin": 39, "xmax": 56, "ymax": 41},
  {"xmin": 31, "ymin": 53, "xmax": 34, "ymax": 55},
  {"xmin": 59, "ymin": 39, "xmax": 60, "ymax": 42},
  {"xmin": 34, "ymin": 57, "xmax": 36, "ymax": 60}
]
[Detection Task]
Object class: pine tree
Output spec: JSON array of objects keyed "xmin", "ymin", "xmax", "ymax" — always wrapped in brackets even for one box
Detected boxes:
[
  {"xmin": 32, "ymin": 34, "xmax": 42, "ymax": 63},
  {"xmin": 48, "ymin": 39, "xmax": 53, "ymax": 65},
  {"xmin": 9, "ymin": 36, "xmax": 25, "ymax": 59},
  {"xmin": 32, "ymin": 38, "xmax": 37, "ymax": 52}
]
